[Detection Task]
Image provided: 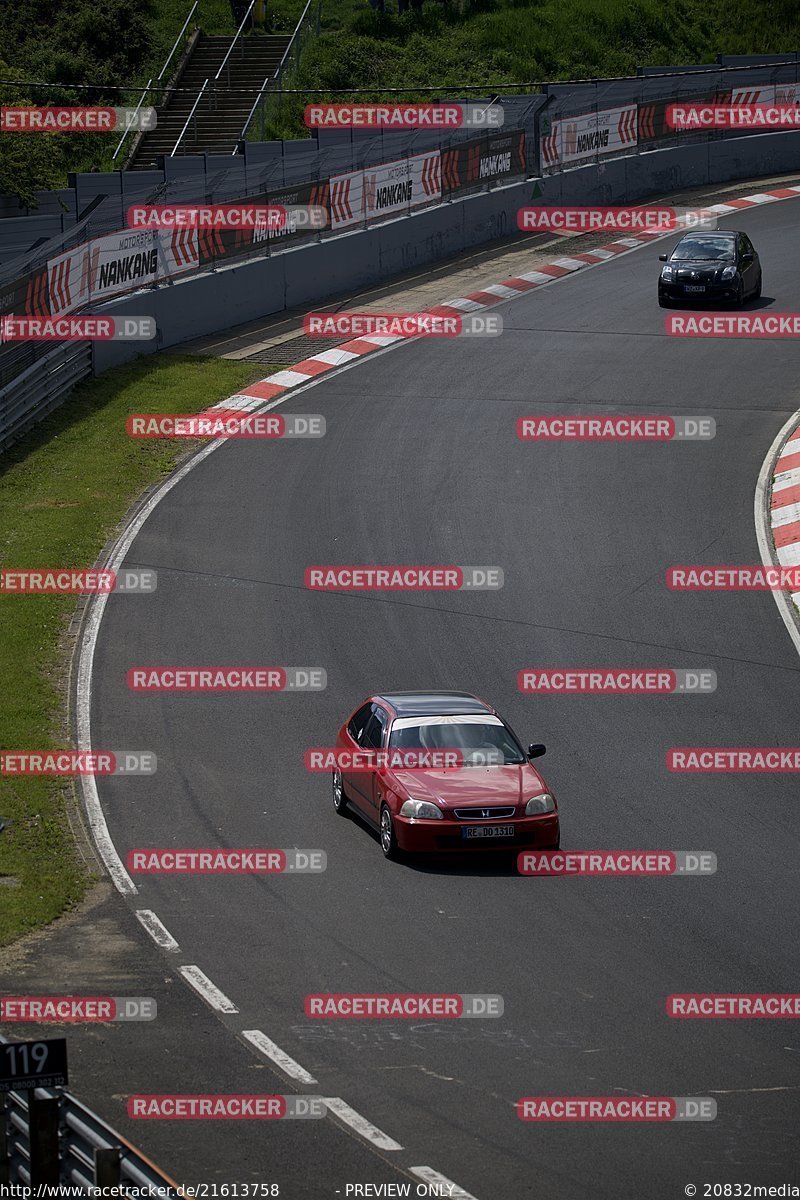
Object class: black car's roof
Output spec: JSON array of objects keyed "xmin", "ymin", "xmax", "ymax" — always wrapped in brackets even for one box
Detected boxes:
[
  {"xmin": 678, "ymin": 229, "xmax": 738, "ymax": 240},
  {"xmin": 375, "ymin": 691, "xmax": 492, "ymax": 717}
]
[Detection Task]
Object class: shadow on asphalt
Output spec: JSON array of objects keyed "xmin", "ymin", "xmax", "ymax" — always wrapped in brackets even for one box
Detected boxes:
[{"xmin": 343, "ymin": 805, "xmax": 548, "ymax": 878}]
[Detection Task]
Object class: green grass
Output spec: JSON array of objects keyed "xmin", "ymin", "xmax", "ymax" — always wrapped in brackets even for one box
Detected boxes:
[
  {"xmin": 151, "ymin": 0, "xmax": 239, "ymax": 61},
  {"xmin": 0, "ymin": 354, "xmax": 267, "ymax": 946},
  {"xmin": 262, "ymin": 0, "xmax": 800, "ymax": 137}
]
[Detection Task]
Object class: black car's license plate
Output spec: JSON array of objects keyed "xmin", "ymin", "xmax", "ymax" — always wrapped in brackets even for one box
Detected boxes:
[
  {"xmin": 461, "ymin": 824, "xmax": 515, "ymax": 839},
  {"xmin": 684, "ymin": 284, "xmax": 706, "ymax": 293}
]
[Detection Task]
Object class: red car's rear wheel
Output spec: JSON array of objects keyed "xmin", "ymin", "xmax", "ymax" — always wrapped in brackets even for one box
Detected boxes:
[{"xmin": 332, "ymin": 770, "xmax": 349, "ymax": 816}]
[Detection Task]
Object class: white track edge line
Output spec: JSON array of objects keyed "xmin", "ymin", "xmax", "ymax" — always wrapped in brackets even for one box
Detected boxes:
[
  {"xmin": 179, "ymin": 964, "xmax": 239, "ymax": 1013},
  {"xmin": 410, "ymin": 1167, "xmax": 479, "ymax": 1199},
  {"xmin": 241, "ymin": 1030, "xmax": 318, "ymax": 1084},
  {"xmin": 135, "ymin": 909, "xmax": 180, "ymax": 951},
  {"xmin": 320, "ymin": 1097, "xmax": 403, "ymax": 1150}
]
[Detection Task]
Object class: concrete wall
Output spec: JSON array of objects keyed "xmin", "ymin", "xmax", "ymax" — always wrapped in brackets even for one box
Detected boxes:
[{"xmin": 92, "ymin": 128, "xmax": 800, "ymax": 375}]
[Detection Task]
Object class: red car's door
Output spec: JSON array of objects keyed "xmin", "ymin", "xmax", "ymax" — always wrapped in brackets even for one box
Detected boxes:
[
  {"xmin": 362, "ymin": 705, "xmax": 390, "ymax": 825},
  {"xmin": 339, "ymin": 703, "xmax": 372, "ymax": 816},
  {"xmin": 340, "ymin": 703, "xmax": 388, "ymax": 822}
]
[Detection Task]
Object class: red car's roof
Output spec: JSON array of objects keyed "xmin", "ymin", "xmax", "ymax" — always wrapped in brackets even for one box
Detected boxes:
[{"xmin": 373, "ymin": 691, "xmax": 493, "ymax": 718}]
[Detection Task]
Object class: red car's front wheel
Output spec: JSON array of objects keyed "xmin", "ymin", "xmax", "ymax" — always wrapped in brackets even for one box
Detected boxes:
[{"xmin": 380, "ymin": 805, "xmax": 400, "ymax": 860}]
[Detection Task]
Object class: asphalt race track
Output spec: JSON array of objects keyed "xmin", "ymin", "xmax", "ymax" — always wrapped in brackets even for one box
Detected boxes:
[{"xmin": 89, "ymin": 196, "xmax": 800, "ymax": 1198}]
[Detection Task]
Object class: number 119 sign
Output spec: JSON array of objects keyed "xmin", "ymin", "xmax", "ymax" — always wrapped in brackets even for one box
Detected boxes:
[{"xmin": 0, "ymin": 1039, "xmax": 68, "ymax": 1092}]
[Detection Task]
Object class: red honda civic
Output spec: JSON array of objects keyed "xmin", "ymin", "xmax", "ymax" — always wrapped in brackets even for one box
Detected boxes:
[{"xmin": 331, "ymin": 691, "xmax": 560, "ymax": 859}]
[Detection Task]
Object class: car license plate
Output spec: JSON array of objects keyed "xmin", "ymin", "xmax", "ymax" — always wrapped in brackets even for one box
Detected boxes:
[
  {"xmin": 461, "ymin": 824, "xmax": 515, "ymax": 839},
  {"xmin": 684, "ymin": 284, "xmax": 705, "ymax": 293}
]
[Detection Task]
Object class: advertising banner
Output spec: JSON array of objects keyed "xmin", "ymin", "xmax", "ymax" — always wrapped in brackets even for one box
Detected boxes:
[
  {"xmin": 542, "ymin": 104, "xmax": 637, "ymax": 169},
  {"xmin": 329, "ymin": 169, "xmax": 363, "ymax": 231},
  {"xmin": 441, "ymin": 130, "xmax": 525, "ymax": 194},
  {"xmin": 47, "ymin": 229, "xmax": 162, "ymax": 315},
  {"xmin": 362, "ymin": 151, "xmax": 441, "ymax": 222}
]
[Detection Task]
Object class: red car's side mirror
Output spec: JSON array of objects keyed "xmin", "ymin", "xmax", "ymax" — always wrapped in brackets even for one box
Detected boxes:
[{"xmin": 528, "ymin": 743, "xmax": 546, "ymax": 759}]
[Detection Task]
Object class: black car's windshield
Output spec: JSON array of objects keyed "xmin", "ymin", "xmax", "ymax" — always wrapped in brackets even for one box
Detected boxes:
[
  {"xmin": 388, "ymin": 715, "xmax": 526, "ymax": 765},
  {"xmin": 672, "ymin": 236, "xmax": 736, "ymax": 262}
]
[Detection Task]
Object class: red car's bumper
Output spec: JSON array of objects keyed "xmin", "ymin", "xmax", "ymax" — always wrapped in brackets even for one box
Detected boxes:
[{"xmin": 393, "ymin": 813, "xmax": 560, "ymax": 853}]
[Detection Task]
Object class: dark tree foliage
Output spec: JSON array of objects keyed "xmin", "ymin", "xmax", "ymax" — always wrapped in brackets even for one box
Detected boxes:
[{"xmin": 0, "ymin": 0, "xmax": 156, "ymax": 202}]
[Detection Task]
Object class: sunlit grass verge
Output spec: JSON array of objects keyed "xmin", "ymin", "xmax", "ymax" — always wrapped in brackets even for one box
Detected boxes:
[{"xmin": 0, "ymin": 353, "xmax": 267, "ymax": 946}]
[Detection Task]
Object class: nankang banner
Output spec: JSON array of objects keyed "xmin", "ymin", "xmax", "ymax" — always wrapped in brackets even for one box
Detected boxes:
[
  {"xmin": 47, "ymin": 229, "xmax": 162, "ymax": 315},
  {"xmin": 362, "ymin": 152, "xmax": 441, "ymax": 221},
  {"xmin": 542, "ymin": 106, "xmax": 637, "ymax": 168},
  {"xmin": 441, "ymin": 129, "xmax": 526, "ymax": 194}
]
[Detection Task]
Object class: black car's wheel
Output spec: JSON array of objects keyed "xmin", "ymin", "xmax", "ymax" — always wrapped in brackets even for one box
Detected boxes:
[
  {"xmin": 379, "ymin": 804, "xmax": 400, "ymax": 860},
  {"xmin": 733, "ymin": 279, "xmax": 745, "ymax": 308},
  {"xmin": 753, "ymin": 272, "xmax": 762, "ymax": 300},
  {"xmin": 332, "ymin": 770, "xmax": 349, "ymax": 816}
]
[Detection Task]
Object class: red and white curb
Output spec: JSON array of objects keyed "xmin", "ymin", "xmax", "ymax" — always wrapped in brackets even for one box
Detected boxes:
[
  {"xmin": 205, "ymin": 184, "xmax": 800, "ymax": 419},
  {"xmin": 756, "ymin": 410, "xmax": 800, "ymax": 659},
  {"xmin": 771, "ymin": 421, "xmax": 800, "ymax": 593}
]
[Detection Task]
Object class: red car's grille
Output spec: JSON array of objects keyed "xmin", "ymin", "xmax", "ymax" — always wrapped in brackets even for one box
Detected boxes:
[{"xmin": 453, "ymin": 806, "xmax": 516, "ymax": 820}]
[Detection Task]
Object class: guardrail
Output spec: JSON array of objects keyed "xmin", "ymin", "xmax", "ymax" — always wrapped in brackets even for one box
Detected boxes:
[
  {"xmin": 0, "ymin": 342, "xmax": 92, "ymax": 454},
  {"xmin": 0, "ymin": 1043, "xmax": 178, "ymax": 1189},
  {"xmin": 240, "ymin": 0, "xmax": 321, "ymax": 144},
  {"xmin": 113, "ymin": 0, "xmax": 199, "ymax": 163}
]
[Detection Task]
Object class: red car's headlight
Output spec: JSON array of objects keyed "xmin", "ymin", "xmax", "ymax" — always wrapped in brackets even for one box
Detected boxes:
[
  {"xmin": 399, "ymin": 799, "xmax": 443, "ymax": 820},
  {"xmin": 525, "ymin": 793, "xmax": 555, "ymax": 815}
]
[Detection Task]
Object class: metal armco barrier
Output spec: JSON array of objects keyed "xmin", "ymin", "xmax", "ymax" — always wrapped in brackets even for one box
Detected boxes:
[
  {"xmin": 0, "ymin": 1083, "xmax": 178, "ymax": 1191},
  {"xmin": 0, "ymin": 342, "xmax": 92, "ymax": 454}
]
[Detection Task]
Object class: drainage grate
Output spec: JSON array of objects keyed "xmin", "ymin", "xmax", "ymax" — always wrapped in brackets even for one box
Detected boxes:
[{"xmin": 243, "ymin": 333, "xmax": 351, "ymax": 364}]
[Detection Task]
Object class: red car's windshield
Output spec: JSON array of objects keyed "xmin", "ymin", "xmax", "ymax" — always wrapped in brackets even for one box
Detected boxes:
[{"xmin": 388, "ymin": 716, "xmax": 526, "ymax": 764}]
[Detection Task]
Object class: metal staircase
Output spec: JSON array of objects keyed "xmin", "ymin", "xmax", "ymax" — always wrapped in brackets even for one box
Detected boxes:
[{"xmin": 130, "ymin": 32, "xmax": 291, "ymax": 165}]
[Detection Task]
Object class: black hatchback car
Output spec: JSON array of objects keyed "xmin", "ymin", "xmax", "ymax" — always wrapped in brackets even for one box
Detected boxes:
[{"xmin": 658, "ymin": 230, "xmax": 762, "ymax": 307}]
